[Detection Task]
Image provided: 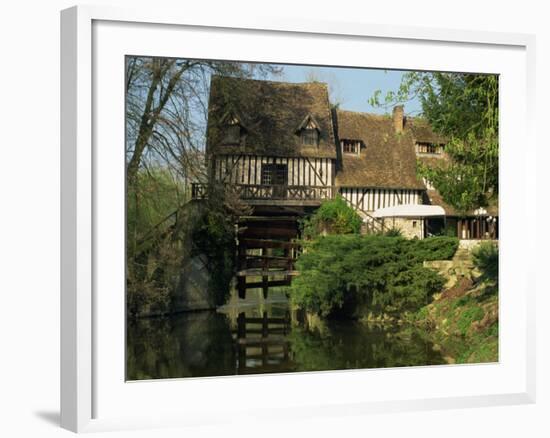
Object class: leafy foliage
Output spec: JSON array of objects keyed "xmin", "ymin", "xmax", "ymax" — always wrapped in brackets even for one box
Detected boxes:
[
  {"xmin": 472, "ymin": 242, "xmax": 499, "ymax": 284},
  {"xmin": 191, "ymin": 206, "xmax": 236, "ymax": 306},
  {"xmin": 290, "ymin": 235, "xmax": 458, "ymax": 318},
  {"xmin": 126, "ymin": 168, "xmax": 189, "ymax": 317},
  {"xmin": 370, "ymin": 72, "xmax": 498, "ymax": 213},
  {"xmin": 300, "ymin": 196, "xmax": 362, "ymax": 239},
  {"xmin": 126, "ymin": 171, "xmax": 245, "ymax": 316},
  {"xmin": 125, "ymin": 57, "xmax": 279, "ymax": 316},
  {"xmin": 412, "ymin": 236, "xmax": 459, "ymax": 261},
  {"xmin": 384, "ymin": 227, "xmax": 403, "ymax": 237}
]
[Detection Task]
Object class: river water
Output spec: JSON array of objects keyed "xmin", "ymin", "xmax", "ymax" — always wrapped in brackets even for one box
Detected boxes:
[{"xmin": 126, "ymin": 290, "xmax": 448, "ymax": 380}]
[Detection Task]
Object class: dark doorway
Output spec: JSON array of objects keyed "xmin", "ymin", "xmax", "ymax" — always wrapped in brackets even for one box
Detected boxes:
[{"xmin": 425, "ymin": 218, "xmax": 445, "ymax": 237}]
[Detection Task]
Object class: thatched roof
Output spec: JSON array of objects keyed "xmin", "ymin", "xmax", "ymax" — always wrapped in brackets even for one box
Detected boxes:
[
  {"xmin": 206, "ymin": 76, "xmax": 498, "ymax": 217},
  {"xmin": 335, "ymin": 110, "xmax": 425, "ymax": 189},
  {"xmin": 207, "ymin": 76, "xmax": 336, "ymax": 159},
  {"xmin": 408, "ymin": 118, "xmax": 447, "ymax": 144}
]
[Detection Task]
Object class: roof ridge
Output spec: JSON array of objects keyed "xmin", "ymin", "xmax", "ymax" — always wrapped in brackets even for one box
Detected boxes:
[
  {"xmin": 210, "ymin": 74, "xmax": 329, "ymax": 88},
  {"xmin": 337, "ymin": 109, "xmax": 390, "ymax": 119}
]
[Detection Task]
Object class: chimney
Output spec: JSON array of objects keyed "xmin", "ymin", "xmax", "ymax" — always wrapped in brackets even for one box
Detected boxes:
[{"xmin": 392, "ymin": 105, "xmax": 404, "ymax": 133}]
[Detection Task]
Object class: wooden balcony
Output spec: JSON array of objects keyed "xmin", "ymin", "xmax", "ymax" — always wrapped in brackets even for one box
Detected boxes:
[{"xmin": 191, "ymin": 183, "xmax": 334, "ymax": 205}]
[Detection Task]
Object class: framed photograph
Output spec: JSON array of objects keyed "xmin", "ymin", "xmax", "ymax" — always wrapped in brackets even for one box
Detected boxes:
[{"xmin": 61, "ymin": 5, "xmax": 536, "ymax": 433}]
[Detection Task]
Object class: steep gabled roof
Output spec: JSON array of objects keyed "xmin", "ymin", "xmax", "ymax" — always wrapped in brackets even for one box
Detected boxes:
[
  {"xmin": 335, "ymin": 110, "xmax": 425, "ymax": 190},
  {"xmin": 207, "ymin": 76, "xmax": 337, "ymax": 158},
  {"xmin": 408, "ymin": 117, "xmax": 447, "ymax": 144}
]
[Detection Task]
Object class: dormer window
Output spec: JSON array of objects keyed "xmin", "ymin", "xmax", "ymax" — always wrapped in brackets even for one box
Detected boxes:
[
  {"xmin": 302, "ymin": 128, "xmax": 319, "ymax": 146},
  {"xmin": 296, "ymin": 114, "xmax": 321, "ymax": 147},
  {"xmin": 225, "ymin": 124, "xmax": 241, "ymax": 144},
  {"xmin": 220, "ymin": 112, "xmax": 245, "ymax": 145},
  {"xmin": 416, "ymin": 142, "xmax": 444, "ymax": 155},
  {"xmin": 341, "ymin": 139, "xmax": 361, "ymax": 155}
]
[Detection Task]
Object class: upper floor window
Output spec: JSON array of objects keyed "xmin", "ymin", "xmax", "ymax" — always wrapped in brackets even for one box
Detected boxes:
[
  {"xmin": 416, "ymin": 142, "xmax": 444, "ymax": 155},
  {"xmin": 261, "ymin": 163, "xmax": 287, "ymax": 186},
  {"xmin": 302, "ymin": 128, "xmax": 319, "ymax": 146},
  {"xmin": 296, "ymin": 114, "xmax": 321, "ymax": 147},
  {"xmin": 220, "ymin": 112, "xmax": 245, "ymax": 145},
  {"xmin": 224, "ymin": 124, "xmax": 241, "ymax": 144},
  {"xmin": 341, "ymin": 139, "xmax": 361, "ymax": 155}
]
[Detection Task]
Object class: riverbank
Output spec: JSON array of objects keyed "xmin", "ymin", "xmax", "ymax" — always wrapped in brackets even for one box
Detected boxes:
[
  {"xmin": 408, "ymin": 241, "xmax": 499, "ymax": 364},
  {"xmin": 410, "ymin": 276, "xmax": 498, "ymax": 364},
  {"xmin": 289, "ymin": 233, "xmax": 498, "ymax": 365}
]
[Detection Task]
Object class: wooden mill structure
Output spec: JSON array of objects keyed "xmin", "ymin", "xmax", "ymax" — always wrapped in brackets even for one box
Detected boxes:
[{"xmin": 191, "ymin": 75, "xmax": 499, "ymax": 298}]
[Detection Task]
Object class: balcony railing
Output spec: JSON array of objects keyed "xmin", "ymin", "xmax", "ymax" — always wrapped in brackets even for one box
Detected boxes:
[{"xmin": 191, "ymin": 183, "xmax": 334, "ymax": 202}]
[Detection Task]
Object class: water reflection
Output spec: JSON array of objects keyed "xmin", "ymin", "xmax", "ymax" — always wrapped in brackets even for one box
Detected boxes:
[{"xmin": 127, "ymin": 291, "xmax": 447, "ymax": 380}]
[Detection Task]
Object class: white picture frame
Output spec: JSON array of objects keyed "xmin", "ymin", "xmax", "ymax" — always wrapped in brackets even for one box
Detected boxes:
[{"xmin": 60, "ymin": 5, "xmax": 536, "ymax": 433}]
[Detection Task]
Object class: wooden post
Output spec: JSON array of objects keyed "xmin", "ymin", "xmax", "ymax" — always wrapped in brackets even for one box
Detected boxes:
[
  {"xmin": 262, "ymin": 275, "xmax": 268, "ymax": 299},
  {"xmin": 284, "ymin": 311, "xmax": 291, "ymax": 335},
  {"xmin": 237, "ymin": 277, "xmax": 246, "ymax": 299},
  {"xmin": 237, "ymin": 312, "xmax": 246, "ymax": 339},
  {"xmin": 262, "ymin": 312, "xmax": 268, "ymax": 338},
  {"xmin": 261, "ymin": 312, "xmax": 268, "ymax": 367}
]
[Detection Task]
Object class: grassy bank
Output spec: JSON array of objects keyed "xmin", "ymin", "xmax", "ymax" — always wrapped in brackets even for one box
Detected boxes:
[
  {"xmin": 410, "ymin": 279, "xmax": 498, "ymax": 363},
  {"xmin": 409, "ymin": 242, "xmax": 499, "ymax": 364}
]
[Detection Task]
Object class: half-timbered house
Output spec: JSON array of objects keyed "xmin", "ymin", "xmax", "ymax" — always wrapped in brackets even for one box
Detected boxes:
[{"xmin": 195, "ymin": 75, "xmax": 498, "ymax": 241}]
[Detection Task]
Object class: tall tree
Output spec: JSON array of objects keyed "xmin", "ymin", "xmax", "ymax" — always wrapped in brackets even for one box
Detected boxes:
[
  {"xmin": 125, "ymin": 57, "xmax": 281, "ymax": 314},
  {"xmin": 370, "ymin": 72, "xmax": 498, "ymax": 213}
]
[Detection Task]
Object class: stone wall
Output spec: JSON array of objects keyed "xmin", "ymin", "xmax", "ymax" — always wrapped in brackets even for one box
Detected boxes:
[
  {"xmin": 423, "ymin": 242, "xmax": 494, "ymax": 289},
  {"xmin": 172, "ymin": 254, "xmax": 216, "ymax": 312},
  {"xmin": 458, "ymin": 239, "xmax": 497, "ymax": 250},
  {"xmin": 383, "ymin": 217, "xmax": 424, "ymax": 239}
]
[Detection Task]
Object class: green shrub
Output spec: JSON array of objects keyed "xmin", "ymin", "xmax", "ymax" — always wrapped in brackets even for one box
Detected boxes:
[
  {"xmin": 126, "ymin": 168, "xmax": 189, "ymax": 317},
  {"xmin": 385, "ymin": 227, "xmax": 403, "ymax": 237},
  {"xmin": 472, "ymin": 241, "xmax": 498, "ymax": 284},
  {"xmin": 411, "ymin": 236, "xmax": 459, "ymax": 261},
  {"xmin": 191, "ymin": 208, "xmax": 236, "ymax": 306},
  {"xmin": 301, "ymin": 196, "xmax": 362, "ymax": 239},
  {"xmin": 290, "ymin": 235, "xmax": 447, "ymax": 318}
]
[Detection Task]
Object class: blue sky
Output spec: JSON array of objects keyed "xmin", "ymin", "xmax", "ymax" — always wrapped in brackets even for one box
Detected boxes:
[{"xmin": 270, "ymin": 64, "xmax": 422, "ymax": 115}]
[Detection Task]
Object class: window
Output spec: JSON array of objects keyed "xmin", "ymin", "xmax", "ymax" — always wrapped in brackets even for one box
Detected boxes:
[
  {"xmin": 220, "ymin": 112, "xmax": 244, "ymax": 145},
  {"xmin": 261, "ymin": 163, "xmax": 287, "ymax": 186},
  {"xmin": 301, "ymin": 128, "xmax": 319, "ymax": 146},
  {"xmin": 342, "ymin": 139, "xmax": 361, "ymax": 154},
  {"xmin": 261, "ymin": 164, "xmax": 274, "ymax": 185},
  {"xmin": 416, "ymin": 142, "xmax": 444, "ymax": 155},
  {"xmin": 223, "ymin": 124, "xmax": 241, "ymax": 145},
  {"xmin": 296, "ymin": 114, "xmax": 321, "ymax": 146}
]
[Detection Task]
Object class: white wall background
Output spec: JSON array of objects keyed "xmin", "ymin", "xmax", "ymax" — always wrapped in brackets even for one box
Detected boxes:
[{"xmin": 0, "ymin": 1, "xmax": 547, "ymax": 436}]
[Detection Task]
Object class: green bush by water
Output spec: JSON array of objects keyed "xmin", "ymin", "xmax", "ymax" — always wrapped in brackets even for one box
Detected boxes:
[{"xmin": 290, "ymin": 235, "xmax": 458, "ymax": 318}]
